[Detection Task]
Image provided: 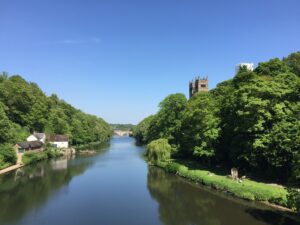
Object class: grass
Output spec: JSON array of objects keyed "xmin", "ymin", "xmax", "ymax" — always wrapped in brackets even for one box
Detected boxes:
[{"xmin": 155, "ymin": 161, "xmax": 288, "ymax": 207}]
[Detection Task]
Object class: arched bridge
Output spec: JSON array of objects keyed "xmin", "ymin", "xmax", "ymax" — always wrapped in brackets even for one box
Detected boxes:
[{"xmin": 114, "ymin": 130, "xmax": 133, "ymax": 137}]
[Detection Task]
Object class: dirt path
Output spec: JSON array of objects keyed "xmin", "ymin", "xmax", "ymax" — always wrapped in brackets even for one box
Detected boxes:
[
  {"xmin": 0, "ymin": 153, "xmax": 24, "ymax": 175},
  {"xmin": 0, "ymin": 164, "xmax": 23, "ymax": 175}
]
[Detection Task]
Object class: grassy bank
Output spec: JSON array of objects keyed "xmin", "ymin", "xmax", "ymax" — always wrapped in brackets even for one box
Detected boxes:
[
  {"xmin": 155, "ymin": 161, "xmax": 288, "ymax": 207},
  {"xmin": 22, "ymin": 149, "xmax": 62, "ymax": 165}
]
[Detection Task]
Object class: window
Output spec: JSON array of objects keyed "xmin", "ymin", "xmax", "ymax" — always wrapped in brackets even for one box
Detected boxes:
[{"xmin": 201, "ymin": 84, "xmax": 206, "ymax": 88}]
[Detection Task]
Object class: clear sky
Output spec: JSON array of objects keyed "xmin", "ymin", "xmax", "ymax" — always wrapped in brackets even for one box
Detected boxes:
[{"xmin": 1, "ymin": 0, "xmax": 300, "ymax": 124}]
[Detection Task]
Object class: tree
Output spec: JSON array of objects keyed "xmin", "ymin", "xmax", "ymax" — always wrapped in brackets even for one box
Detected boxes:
[
  {"xmin": 147, "ymin": 93, "xmax": 187, "ymax": 146},
  {"xmin": 0, "ymin": 144, "xmax": 17, "ymax": 167},
  {"xmin": 45, "ymin": 108, "xmax": 70, "ymax": 135},
  {"xmin": 180, "ymin": 92, "xmax": 220, "ymax": 163},
  {"xmin": 0, "ymin": 103, "xmax": 14, "ymax": 144},
  {"xmin": 133, "ymin": 115, "xmax": 155, "ymax": 144},
  {"xmin": 283, "ymin": 51, "xmax": 300, "ymax": 76},
  {"xmin": 146, "ymin": 139, "xmax": 172, "ymax": 163},
  {"xmin": 254, "ymin": 58, "xmax": 290, "ymax": 77}
]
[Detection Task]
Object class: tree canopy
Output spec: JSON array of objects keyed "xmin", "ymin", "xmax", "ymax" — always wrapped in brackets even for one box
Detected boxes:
[
  {"xmin": 134, "ymin": 51, "xmax": 300, "ymax": 183},
  {"xmin": 0, "ymin": 73, "xmax": 112, "ymax": 147}
]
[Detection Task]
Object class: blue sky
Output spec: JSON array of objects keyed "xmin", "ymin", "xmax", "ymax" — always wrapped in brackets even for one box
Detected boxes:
[{"xmin": 1, "ymin": 0, "xmax": 300, "ymax": 124}]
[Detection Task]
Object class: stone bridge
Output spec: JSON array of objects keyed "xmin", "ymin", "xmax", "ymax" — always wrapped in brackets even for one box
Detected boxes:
[{"xmin": 114, "ymin": 130, "xmax": 133, "ymax": 137}]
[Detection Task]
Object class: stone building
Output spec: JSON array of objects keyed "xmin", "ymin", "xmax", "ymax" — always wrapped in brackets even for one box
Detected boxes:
[{"xmin": 189, "ymin": 76, "xmax": 208, "ymax": 98}]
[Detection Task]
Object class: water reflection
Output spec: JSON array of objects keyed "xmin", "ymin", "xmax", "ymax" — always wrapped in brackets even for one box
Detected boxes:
[
  {"xmin": 147, "ymin": 166, "xmax": 299, "ymax": 225},
  {"xmin": 0, "ymin": 156, "xmax": 94, "ymax": 225}
]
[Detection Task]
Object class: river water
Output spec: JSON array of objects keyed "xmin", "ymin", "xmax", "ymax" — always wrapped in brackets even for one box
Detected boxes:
[{"xmin": 0, "ymin": 137, "xmax": 298, "ymax": 225}]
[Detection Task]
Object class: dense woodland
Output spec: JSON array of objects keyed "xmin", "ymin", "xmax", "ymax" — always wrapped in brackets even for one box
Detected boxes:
[
  {"xmin": 0, "ymin": 74, "xmax": 112, "ymax": 168},
  {"xmin": 133, "ymin": 52, "xmax": 300, "ymax": 184}
]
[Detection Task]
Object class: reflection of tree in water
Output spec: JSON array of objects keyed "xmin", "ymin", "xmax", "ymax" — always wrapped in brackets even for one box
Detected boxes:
[
  {"xmin": 0, "ymin": 157, "xmax": 94, "ymax": 225},
  {"xmin": 245, "ymin": 209, "xmax": 299, "ymax": 225},
  {"xmin": 147, "ymin": 167, "xmax": 299, "ymax": 225},
  {"xmin": 147, "ymin": 167, "xmax": 220, "ymax": 225}
]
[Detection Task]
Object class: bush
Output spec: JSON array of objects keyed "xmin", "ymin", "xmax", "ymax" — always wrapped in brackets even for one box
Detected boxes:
[
  {"xmin": 45, "ymin": 148, "xmax": 61, "ymax": 158},
  {"xmin": 146, "ymin": 139, "xmax": 172, "ymax": 163},
  {"xmin": 0, "ymin": 144, "xmax": 16, "ymax": 169},
  {"xmin": 22, "ymin": 152, "xmax": 48, "ymax": 165},
  {"xmin": 287, "ymin": 188, "xmax": 300, "ymax": 214},
  {"xmin": 22, "ymin": 148, "xmax": 61, "ymax": 165}
]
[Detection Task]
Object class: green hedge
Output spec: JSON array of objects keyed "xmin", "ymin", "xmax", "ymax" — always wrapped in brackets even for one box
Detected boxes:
[{"xmin": 155, "ymin": 161, "xmax": 288, "ymax": 207}]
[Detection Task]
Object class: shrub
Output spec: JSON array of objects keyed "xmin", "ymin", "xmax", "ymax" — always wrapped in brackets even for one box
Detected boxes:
[
  {"xmin": 287, "ymin": 188, "xmax": 300, "ymax": 214},
  {"xmin": 146, "ymin": 139, "xmax": 171, "ymax": 163},
  {"xmin": 0, "ymin": 144, "xmax": 16, "ymax": 168},
  {"xmin": 22, "ymin": 152, "xmax": 48, "ymax": 165},
  {"xmin": 45, "ymin": 148, "xmax": 61, "ymax": 158}
]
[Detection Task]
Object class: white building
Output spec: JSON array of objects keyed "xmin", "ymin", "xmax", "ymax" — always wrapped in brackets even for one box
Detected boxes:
[
  {"xmin": 235, "ymin": 63, "xmax": 254, "ymax": 74},
  {"xmin": 48, "ymin": 134, "xmax": 69, "ymax": 148},
  {"xmin": 27, "ymin": 132, "xmax": 46, "ymax": 143}
]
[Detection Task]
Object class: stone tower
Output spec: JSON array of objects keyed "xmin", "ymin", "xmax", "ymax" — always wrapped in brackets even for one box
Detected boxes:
[{"xmin": 189, "ymin": 76, "xmax": 208, "ymax": 98}]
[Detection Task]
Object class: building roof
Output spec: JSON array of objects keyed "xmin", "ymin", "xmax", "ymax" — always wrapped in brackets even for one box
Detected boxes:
[
  {"xmin": 48, "ymin": 134, "xmax": 69, "ymax": 142},
  {"xmin": 17, "ymin": 141, "xmax": 44, "ymax": 149},
  {"xmin": 34, "ymin": 133, "xmax": 46, "ymax": 140}
]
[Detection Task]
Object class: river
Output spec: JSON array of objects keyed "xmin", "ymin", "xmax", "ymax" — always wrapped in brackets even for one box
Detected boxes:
[{"xmin": 0, "ymin": 137, "xmax": 298, "ymax": 225}]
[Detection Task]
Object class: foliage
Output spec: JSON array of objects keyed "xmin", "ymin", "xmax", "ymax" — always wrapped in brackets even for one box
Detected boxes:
[
  {"xmin": 146, "ymin": 139, "xmax": 172, "ymax": 163},
  {"xmin": 283, "ymin": 52, "xmax": 300, "ymax": 76},
  {"xmin": 134, "ymin": 51, "xmax": 300, "ymax": 183},
  {"xmin": 287, "ymin": 188, "xmax": 300, "ymax": 214},
  {"xmin": 292, "ymin": 153, "xmax": 300, "ymax": 183},
  {"xmin": 0, "ymin": 103, "xmax": 15, "ymax": 144},
  {"xmin": 22, "ymin": 152, "xmax": 48, "ymax": 165},
  {"xmin": 0, "ymin": 144, "xmax": 17, "ymax": 169},
  {"xmin": 134, "ymin": 93, "xmax": 187, "ymax": 148},
  {"xmin": 180, "ymin": 92, "xmax": 220, "ymax": 161},
  {"xmin": 133, "ymin": 115, "xmax": 155, "ymax": 144},
  {"xmin": 0, "ymin": 74, "xmax": 112, "ymax": 147},
  {"xmin": 254, "ymin": 58, "xmax": 289, "ymax": 77},
  {"xmin": 156, "ymin": 161, "xmax": 288, "ymax": 207},
  {"xmin": 22, "ymin": 149, "xmax": 61, "ymax": 165},
  {"xmin": 148, "ymin": 94, "xmax": 187, "ymax": 145}
]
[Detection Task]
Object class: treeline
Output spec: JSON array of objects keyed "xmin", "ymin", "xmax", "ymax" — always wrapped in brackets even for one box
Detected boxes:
[
  {"xmin": 133, "ymin": 52, "xmax": 300, "ymax": 183},
  {"xmin": 0, "ymin": 74, "xmax": 112, "ymax": 167}
]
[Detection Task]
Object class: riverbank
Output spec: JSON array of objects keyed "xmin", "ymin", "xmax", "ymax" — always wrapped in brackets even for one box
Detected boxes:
[
  {"xmin": 0, "ymin": 164, "xmax": 24, "ymax": 175},
  {"xmin": 0, "ymin": 141, "xmax": 108, "ymax": 176},
  {"xmin": 0, "ymin": 149, "xmax": 62, "ymax": 176},
  {"xmin": 154, "ymin": 160, "xmax": 291, "ymax": 210}
]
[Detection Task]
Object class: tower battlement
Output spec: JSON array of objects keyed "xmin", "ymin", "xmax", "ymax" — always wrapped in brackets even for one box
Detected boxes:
[{"xmin": 189, "ymin": 76, "xmax": 208, "ymax": 98}]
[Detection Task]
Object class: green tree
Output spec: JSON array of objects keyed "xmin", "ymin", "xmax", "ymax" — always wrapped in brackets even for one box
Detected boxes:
[
  {"xmin": 146, "ymin": 139, "xmax": 172, "ymax": 163},
  {"xmin": 283, "ymin": 51, "xmax": 300, "ymax": 76},
  {"xmin": 0, "ymin": 103, "xmax": 14, "ymax": 144},
  {"xmin": 180, "ymin": 92, "xmax": 220, "ymax": 163},
  {"xmin": 0, "ymin": 144, "xmax": 17, "ymax": 168},
  {"xmin": 148, "ymin": 93, "xmax": 187, "ymax": 146},
  {"xmin": 45, "ymin": 108, "xmax": 70, "ymax": 135},
  {"xmin": 255, "ymin": 58, "xmax": 290, "ymax": 77},
  {"xmin": 133, "ymin": 115, "xmax": 155, "ymax": 144}
]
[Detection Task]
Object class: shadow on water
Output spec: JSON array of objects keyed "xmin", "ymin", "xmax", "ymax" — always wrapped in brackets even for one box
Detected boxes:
[
  {"xmin": 147, "ymin": 166, "xmax": 299, "ymax": 225},
  {"xmin": 0, "ymin": 150, "xmax": 107, "ymax": 225}
]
